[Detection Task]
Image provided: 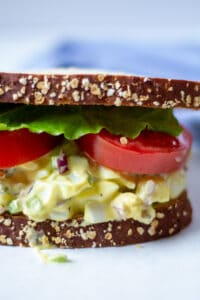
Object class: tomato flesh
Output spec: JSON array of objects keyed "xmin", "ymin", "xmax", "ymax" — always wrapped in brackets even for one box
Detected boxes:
[
  {"xmin": 77, "ymin": 128, "xmax": 192, "ymax": 174},
  {"xmin": 0, "ymin": 129, "xmax": 61, "ymax": 168}
]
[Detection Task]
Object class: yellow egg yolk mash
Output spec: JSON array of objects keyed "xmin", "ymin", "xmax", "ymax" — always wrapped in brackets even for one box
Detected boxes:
[{"xmin": 0, "ymin": 141, "xmax": 186, "ymax": 225}]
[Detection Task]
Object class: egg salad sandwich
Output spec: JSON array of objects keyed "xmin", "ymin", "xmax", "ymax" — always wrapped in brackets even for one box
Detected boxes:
[{"xmin": 0, "ymin": 69, "xmax": 198, "ymax": 248}]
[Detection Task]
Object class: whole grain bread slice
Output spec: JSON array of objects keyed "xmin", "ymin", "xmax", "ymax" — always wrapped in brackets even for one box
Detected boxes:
[
  {"xmin": 0, "ymin": 192, "xmax": 191, "ymax": 248},
  {"xmin": 0, "ymin": 70, "xmax": 199, "ymax": 109}
]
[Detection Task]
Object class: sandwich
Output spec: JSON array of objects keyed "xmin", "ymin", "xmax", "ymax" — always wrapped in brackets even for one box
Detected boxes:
[{"xmin": 0, "ymin": 69, "xmax": 198, "ymax": 248}]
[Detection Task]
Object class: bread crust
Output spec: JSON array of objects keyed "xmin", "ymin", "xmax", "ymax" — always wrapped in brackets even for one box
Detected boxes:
[
  {"xmin": 0, "ymin": 192, "xmax": 192, "ymax": 248},
  {"xmin": 0, "ymin": 72, "xmax": 199, "ymax": 109}
]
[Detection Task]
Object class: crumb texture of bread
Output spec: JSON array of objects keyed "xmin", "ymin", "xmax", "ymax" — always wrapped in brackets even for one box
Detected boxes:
[
  {"xmin": 0, "ymin": 192, "xmax": 192, "ymax": 248},
  {"xmin": 0, "ymin": 71, "xmax": 199, "ymax": 108}
]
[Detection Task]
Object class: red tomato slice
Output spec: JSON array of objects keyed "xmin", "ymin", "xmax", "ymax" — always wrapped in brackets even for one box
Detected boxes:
[
  {"xmin": 0, "ymin": 129, "xmax": 62, "ymax": 168},
  {"xmin": 77, "ymin": 128, "xmax": 192, "ymax": 174}
]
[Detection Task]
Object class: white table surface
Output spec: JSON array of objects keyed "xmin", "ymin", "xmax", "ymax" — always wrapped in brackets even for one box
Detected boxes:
[
  {"xmin": 0, "ymin": 1, "xmax": 199, "ymax": 298},
  {"xmin": 0, "ymin": 149, "xmax": 199, "ymax": 300}
]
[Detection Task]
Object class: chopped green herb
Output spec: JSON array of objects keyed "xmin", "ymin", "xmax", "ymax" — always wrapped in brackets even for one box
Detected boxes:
[
  {"xmin": 35, "ymin": 249, "xmax": 68, "ymax": 264},
  {"xmin": 87, "ymin": 172, "xmax": 96, "ymax": 185},
  {"xmin": 47, "ymin": 254, "xmax": 68, "ymax": 263},
  {"xmin": 8, "ymin": 200, "xmax": 21, "ymax": 214}
]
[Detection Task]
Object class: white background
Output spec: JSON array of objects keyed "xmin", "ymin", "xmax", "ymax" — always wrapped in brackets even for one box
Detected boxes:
[
  {"xmin": 0, "ymin": 1, "xmax": 200, "ymax": 299},
  {"xmin": 0, "ymin": 0, "xmax": 200, "ymax": 37},
  {"xmin": 0, "ymin": 0, "xmax": 200, "ymax": 70}
]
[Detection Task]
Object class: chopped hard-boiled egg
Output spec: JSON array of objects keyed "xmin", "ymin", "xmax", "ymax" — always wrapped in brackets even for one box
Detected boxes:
[
  {"xmin": 165, "ymin": 169, "xmax": 187, "ymax": 199},
  {"xmin": 0, "ymin": 141, "xmax": 187, "ymax": 225},
  {"xmin": 136, "ymin": 178, "xmax": 170, "ymax": 205},
  {"xmin": 111, "ymin": 192, "xmax": 156, "ymax": 224}
]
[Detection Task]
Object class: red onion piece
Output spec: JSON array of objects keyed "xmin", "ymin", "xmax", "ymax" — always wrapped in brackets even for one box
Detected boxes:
[{"xmin": 57, "ymin": 151, "xmax": 69, "ymax": 174}]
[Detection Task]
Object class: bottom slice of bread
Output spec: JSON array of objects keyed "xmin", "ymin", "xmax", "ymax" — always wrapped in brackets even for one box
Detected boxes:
[{"xmin": 0, "ymin": 191, "xmax": 192, "ymax": 248}]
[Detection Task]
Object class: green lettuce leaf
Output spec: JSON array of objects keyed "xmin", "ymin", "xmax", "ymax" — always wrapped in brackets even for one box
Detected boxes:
[{"xmin": 0, "ymin": 104, "xmax": 182, "ymax": 139}]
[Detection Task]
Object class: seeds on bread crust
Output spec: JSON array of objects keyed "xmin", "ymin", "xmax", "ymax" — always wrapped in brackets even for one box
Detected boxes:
[
  {"xmin": 0, "ymin": 72, "xmax": 199, "ymax": 108},
  {"xmin": 0, "ymin": 192, "xmax": 192, "ymax": 248}
]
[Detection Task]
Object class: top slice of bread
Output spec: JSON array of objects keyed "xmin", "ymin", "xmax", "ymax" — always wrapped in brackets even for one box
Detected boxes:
[{"xmin": 0, "ymin": 69, "xmax": 199, "ymax": 109}]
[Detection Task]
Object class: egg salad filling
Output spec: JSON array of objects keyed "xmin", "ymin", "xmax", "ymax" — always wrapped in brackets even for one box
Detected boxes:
[{"xmin": 0, "ymin": 141, "xmax": 186, "ymax": 225}]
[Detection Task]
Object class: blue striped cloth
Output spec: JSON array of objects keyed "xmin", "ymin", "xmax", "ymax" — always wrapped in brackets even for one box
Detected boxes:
[{"xmin": 27, "ymin": 40, "xmax": 200, "ymax": 147}]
